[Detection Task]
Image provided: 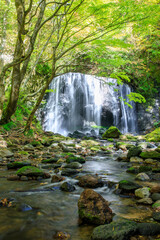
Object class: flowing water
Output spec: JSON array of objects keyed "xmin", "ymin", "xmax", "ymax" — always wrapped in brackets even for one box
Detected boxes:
[
  {"xmin": 0, "ymin": 153, "xmax": 152, "ymax": 240},
  {"xmin": 43, "ymin": 73, "xmax": 138, "ymax": 136}
]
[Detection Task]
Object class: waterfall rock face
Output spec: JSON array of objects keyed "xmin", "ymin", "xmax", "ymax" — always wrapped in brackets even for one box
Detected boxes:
[{"xmin": 43, "ymin": 72, "xmax": 138, "ymax": 136}]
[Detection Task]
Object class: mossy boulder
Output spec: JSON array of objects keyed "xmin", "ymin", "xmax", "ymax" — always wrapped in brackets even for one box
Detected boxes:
[
  {"xmin": 126, "ymin": 167, "xmax": 138, "ymax": 174},
  {"xmin": 91, "ymin": 220, "xmax": 138, "ymax": 240},
  {"xmin": 66, "ymin": 156, "xmax": 85, "ymax": 164},
  {"xmin": 16, "ymin": 166, "xmax": 45, "ymax": 178},
  {"xmin": 138, "ymin": 166, "xmax": 152, "ymax": 173},
  {"xmin": 145, "ymin": 127, "xmax": 160, "ymax": 142},
  {"xmin": 140, "ymin": 150, "xmax": 160, "ymax": 159},
  {"xmin": 41, "ymin": 158, "xmax": 58, "ymax": 164},
  {"xmin": 60, "ymin": 182, "xmax": 76, "ymax": 192},
  {"xmin": 119, "ymin": 180, "xmax": 141, "ymax": 192},
  {"xmin": 102, "ymin": 126, "xmax": 121, "ymax": 139},
  {"xmin": 78, "ymin": 189, "xmax": 113, "ymax": 225},
  {"xmin": 127, "ymin": 146, "xmax": 142, "ymax": 159},
  {"xmin": 7, "ymin": 161, "xmax": 31, "ymax": 170},
  {"xmin": 30, "ymin": 140, "xmax": 41, "ymax": 147}
]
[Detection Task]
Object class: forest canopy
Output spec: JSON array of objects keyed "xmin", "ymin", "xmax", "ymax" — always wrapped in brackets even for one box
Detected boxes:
[{"xmin": 0, "ymin": 0, "xmax": 160, "ymax": 129}]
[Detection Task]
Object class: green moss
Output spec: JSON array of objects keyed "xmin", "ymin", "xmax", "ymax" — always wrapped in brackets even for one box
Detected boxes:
[
  {"xmin": 139, "ymin": 166, "xmax": 152, "ymax": 172},
  {"xmin": 16, "ymin": 166, "xmax": 43, "ymax": 177},
  {"xmin": 66, "ymin": 156, "xmax": 85, "ymax": 164},
  {"xmin": 145, "ymin": 127, "xmax": 160, "ymax": 142},
  {"xmin": 126, "ymin": 167, "xmax": 137, "ymax": 173},
  {"xmin": 107, "ymin": 138, "xmax": 114, "ymax": 142},
  {"xmin": 7, "ymin": 161, "xmax": 31, "ymax": 170},
  {"xmin": 102, "ymin": 126, "xmax": 121, "ymax": 139},
  {"xmin": 140, "ymin": 151, "xmax": 160, "ymax": 159},
  {"xmin": 30, "ymin": 140, "xmax": 41, "ymax": 147},
  {"xmin": 19, "ymin": 151, "xmax": 29, "ymax": 155},
  {"xmin": 152, "ymin": 201, "xmax": 160, "ymax": 209},
  {"xmin": 42, "ymin": 158, "xmax": 57, "ymax": 164}
]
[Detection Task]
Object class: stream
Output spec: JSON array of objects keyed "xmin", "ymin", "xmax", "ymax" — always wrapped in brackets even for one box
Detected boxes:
[{"xmin": 0, "ymin": 152, "xmax": 153, "ymax": 240}]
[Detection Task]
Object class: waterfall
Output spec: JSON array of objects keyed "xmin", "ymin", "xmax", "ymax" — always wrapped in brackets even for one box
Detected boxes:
[
  {"xmin": 43, "ymin": 72, "xmax": 102, "ymax": 136},
  {"xmin": 43, "ymin": 72, "xmax": 138, "ymax": 135}
]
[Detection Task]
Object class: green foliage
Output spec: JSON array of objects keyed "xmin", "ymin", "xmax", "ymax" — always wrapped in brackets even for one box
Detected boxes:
[
  {"xmin": 2, "ymin": 121, "xmax": 16, "ymax": 131},
  {"xmin": 36, "ymin": 63, "xmax": 51, "ymax": 78},
  {"xmin": 127, "ymin": 92, "xmax": 146, "ymax": 104},
  {"xmin": 110, "ymin": 72, "xmax": 130, "ymax": 85}
]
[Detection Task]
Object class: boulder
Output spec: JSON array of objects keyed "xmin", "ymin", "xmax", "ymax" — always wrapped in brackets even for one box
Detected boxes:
[
  {"xmin": 0, "ymin": 148, "xmax": 13, "ymax": 158},
  {"xmin": 102, "ymin": 126, "xmax": 121, "ymax": 139},
  {"xmin": 127, "ymin": 146, "xmax": 142, "ymax": 159},
  {"xmin": 78, "ymin": 189, "xmax": 113, "ymax": 225},
  {"xmin": 51, "ymin": 175, "xmax": 65, "ymax": 183},
  {"xmin": 78, "ymin": 175, "xmax": 103, "ymax": 188},
  {"xmin": 137, "ymin": 198, "xmax": 153, "ymax": 205},
  {"xmin": 138, "ymin": 166, "xmax": 152, "ymax": 173},
  {"xmin": 135, "ymin": 187, "xmax": 150, "ymax": 199},
  {"xmin": 130, "ymin": 157, "xmax": 143, "ymax": 163},
  {"xmin": 66, "ymin": 156, "xmax": 85, "ymax": 164},
  {"xmin": 7, "ymin": 161, "xmax": 31, "ymax": 170},
  {"xmin": 151, "ymin": 184, "xmax": 160, "ymax": 193},
  {"xmin": 152, "ymin": 200, "xmax": 160, "ymax": 211},
  {"xmin": 135, "ymin": 173, "xmax": 150, "ymax": 181},
  {"xmin": 91, "ymin": 220, "xmax": 138, "ymax": 240},
  {"xmin": 61, "ymin": 168, "xmax": 79, "ymax": 176},
  {"xmin": 16, "ymin": 166, "xmax": 50, "ymax": 179},
  {"xmin": 60, "ymin": 182, "xmax": 76, "ymax": 192},
  {"xmin": 151, "ymin": 193, "xmax": 160, "ymax": 201},
  {"xmin": 140, "ymin": 150, "xmax": 160, "ymax": 159},
  {"xmin": 152, "ymin": 212, "xmax": 160, "ymax": 222},
  {"xmin": 63, "ymin": 162, "xmax": 82, "ymax": 169},
  {"xmin": 119, "ymin": 180, "xmax": 141, "ymax": 193},
  {"xmin": 137, "ymin": 222, "xmax": 160, "ymax": 236}
]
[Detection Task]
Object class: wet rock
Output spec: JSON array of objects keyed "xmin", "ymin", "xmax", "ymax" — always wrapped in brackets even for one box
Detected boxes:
[
  {"xmin": 151, "ymin": 193, "xmax": 160, "ymax": 201},
  {"xmin": 78, "ymin": 189, "xmax": 113, "ymax": 225},
  {"xmin": 63, "ymin": 162, "xmax": 82, "ymax": 169},
  {"xmin": 152, "ymin": 212, "xmax": 160, "ymax": 222},
  {"xmin": 127, "ymin": 167, "xmax": 138, "ymax": 174},
  {"xmin": 145, "ymin": 158, "xmax": 157, "ymax": 165},
  {"xmin": 152, "ymin": 173, "xmax": 160, "ymax": 181},
  {"xmin": 0, "ymin": 148, "xmax": 14, "ymax": 158},
  {"xmin": 7, "ymin": 175, "xmax": 20, "ymax": 181},
  {"xmin": 138, "ymin": 142, "xmax": 148, "ymax": 149},
  {"xmin": 138, "ymin": 166, "xmax": 152, "ymax": 173},
  {"xmin": 135, "ymin": 173, "xmax": 150, "ymax": 181},
  {"xmin": 78, "ymin": 175, "xmax": 103, "ymax": 188},
  {"xmin": 119, "ymin": 180, "xmax": 141, "ymax": 193},
  {"xmin": 91, "ymin": 220, "xmax": 138, "ymax": 240},
  {"xmin": 61, "ymin": 168, "xmax": 79, "ymax": 176},
  {"xmin": 137, "ymin": 198, "xmax": 153, "ymax": 205},
  {"xmin": 140, "ymin": 150, "xmax": 160, "ymax": 159},
  {"xmin": 152, "ymin": 200, "xmax": 160, "ymax": 211},
  {"xmin": 66, "ymin": 156, "xmax": 85, "ymax": 164},
  {"xmin": 7, "ymin": 161, "xmax": 31, "ymax": 170},
  {"xmin": 21, "ymin": 176, "xmax": 28, "ymax": 181},
  {"xmin": 60, "ymin": 182, "xmax": 76, "ymax": 192},
  {"xmin": 42, "ymin": 158, "xmax": 58, "ymax": 164},
  {"xmin": 102, "ymin": 126, "xmax": 121, "ymax": 139},
  {"xmin": 151, "ymin": 184, "xmax": 160, "ymax": 193},
  {"xmin": 116, "ymin": 153, "xmax": 128, "ymax": 162},
  {"xmin": 53, "ymin": 231, "xmax": 71, "ymax": 240},
  {"xmin": 135, "ymin": 187, "xmax": 150, "ymax": 199},
  {"xmin": 137, "ymin": 222, "xmax": 160, "ymax": 236},
  {"xmin": 127, "ymin": 146, "xmax": 142, "ymax": 159},
  {"xmin": 51, "ymin": 175, "xmax": 65, "ymax": 183},
  {"xmin": 16, "ymin": 166, "xmax": 49, "ymax": 179},
  {"xmin": 130, "ymin": 157, "xmax": 143, "ymax": 163}
]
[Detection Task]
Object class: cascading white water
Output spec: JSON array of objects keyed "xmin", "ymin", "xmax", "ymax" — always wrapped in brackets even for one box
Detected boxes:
[
  {"xmin": 43, "ymin": 72, "xmax": 102, "ymax": 136},
  {"xmin": 43, "ymin": 72, "xmax": 138, "ymax": 135}
]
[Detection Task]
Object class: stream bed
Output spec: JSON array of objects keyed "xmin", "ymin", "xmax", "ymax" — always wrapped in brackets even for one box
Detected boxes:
[{"xmin": 0, "ymin": 153, "xmax": 154, "ymax": 240}]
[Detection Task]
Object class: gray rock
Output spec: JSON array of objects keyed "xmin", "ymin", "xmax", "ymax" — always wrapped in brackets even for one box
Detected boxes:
[
  {"xmin": 60, "ymin": 182, "xmax": 76, "ymax": 192},
  {"xmin": 63, "ymin": 162, "xmax": 82, "ymax": 169},
  {"xmin": 151, "ymin": 193, "xmax": 160, "ymax": 201},
  {"xmin": 0, "ymin": 148, "xmax": 13, "ymax": 158},
  {"xmin": 135, "ymin": 187, "xmax": 150, "ymax": 199},
  {"xmin": 91, "ymin": 220, "xmax": 138, "ymax": 240},
  {"xmin": 135, "ymin": 173, "xmax": 150, "ymax": 181}
]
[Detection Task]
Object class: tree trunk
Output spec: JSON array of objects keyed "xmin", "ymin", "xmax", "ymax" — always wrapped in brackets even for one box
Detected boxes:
[{"xmin": 24, "ymin": 74, "xmax": 55, "ymax": 131}]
